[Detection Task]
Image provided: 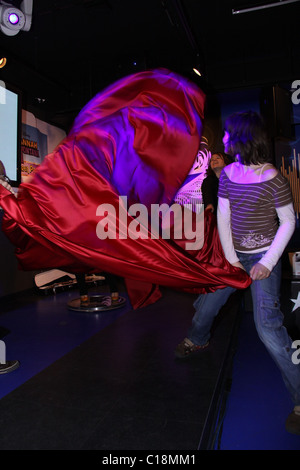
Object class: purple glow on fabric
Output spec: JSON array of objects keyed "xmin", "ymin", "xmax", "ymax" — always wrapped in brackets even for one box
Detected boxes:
[{"xmin": 0, "ymin": 68, "xmax": 253, "ymax": 310}]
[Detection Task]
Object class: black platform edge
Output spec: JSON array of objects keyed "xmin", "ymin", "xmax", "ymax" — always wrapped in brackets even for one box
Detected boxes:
[
  {"xmin": 0, "ymin": 287, "xmax": 36, "ymax": 304},
  {"xmin": 198, "ymin": 291, "xmax": 244, "ymax": 450}
]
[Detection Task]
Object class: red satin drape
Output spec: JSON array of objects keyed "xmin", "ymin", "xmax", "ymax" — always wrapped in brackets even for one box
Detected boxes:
[{"xmin": 0, "ymin": 69, "xmax": 251, "ymax": 308}]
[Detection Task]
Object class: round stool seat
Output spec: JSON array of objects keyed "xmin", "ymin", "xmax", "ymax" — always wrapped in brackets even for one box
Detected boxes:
[{"xmin": 68, "ymin": 294, "xmax": 126, "ymax": 312}]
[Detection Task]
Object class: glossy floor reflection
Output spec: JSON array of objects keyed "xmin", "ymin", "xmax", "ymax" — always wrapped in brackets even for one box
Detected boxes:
[
  {"xmin": 219, "ymin": 310, "xmax": 300, "ymax": 450},
  {"xmin": 0, "ymin": 282, "xmax": 299, "ymax": 450},
  {"xmin": 0, "ymin": 283, "xmax": 240, "ymax": 450}
]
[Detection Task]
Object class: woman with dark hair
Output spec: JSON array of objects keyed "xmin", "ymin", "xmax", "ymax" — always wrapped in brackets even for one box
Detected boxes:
[
  {"xmin": 223, "ymin": 110, "xmax": 272, "ymax": 165},
  {"xmin": 201, "ymin": 152, "xmax": 232, "ymax": 213},
  {"xmin": 175, "ymin": 110, "xmax": 300, "ymax": 435}
]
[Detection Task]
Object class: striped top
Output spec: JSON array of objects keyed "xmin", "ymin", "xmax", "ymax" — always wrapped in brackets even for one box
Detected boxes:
[{"xmin": 218, "ymin": 170, "xmax": 293, "ymax": 252}]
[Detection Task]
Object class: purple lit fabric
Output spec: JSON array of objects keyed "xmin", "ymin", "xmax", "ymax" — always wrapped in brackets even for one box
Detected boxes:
[{"xmin": 0, "ymin": 69, "xmax": 251, "ymax": 308}]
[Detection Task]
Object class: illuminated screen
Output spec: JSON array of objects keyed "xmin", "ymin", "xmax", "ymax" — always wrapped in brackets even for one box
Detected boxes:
[{"xmin": 0, "ymin": 80, "xmax": 21, "ymax": 186}]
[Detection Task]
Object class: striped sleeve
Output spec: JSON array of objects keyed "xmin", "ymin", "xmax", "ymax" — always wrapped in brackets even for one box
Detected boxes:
[
  {"xmin": 271, "ymin": 173, "xmax": 293, "ymax": 208},
  {"xmin": 218, "ymin": 170, "xmax": 229, "ymax": 199}
]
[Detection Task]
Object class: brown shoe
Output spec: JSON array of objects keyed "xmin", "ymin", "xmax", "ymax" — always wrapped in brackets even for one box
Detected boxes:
[
  {"xmin": 111, "ymin": 292, "xmax": 119, "ymax": 304},
  {"xmin": 286, "ymin": 406, "xmax": 300, "ymax": 435},
  {"xmin": 80, "ymin": 295, "xmax": 89, "ymax": 306},
  {"xmin": 175, "ymin": 338, "xmax": 209, "ymax": 359}
]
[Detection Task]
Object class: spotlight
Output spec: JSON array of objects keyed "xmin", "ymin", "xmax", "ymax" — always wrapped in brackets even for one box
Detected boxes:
[
  {"xmin": 8, "ymin": 12, "xmax": 20, "ymax": 24},
  {"xmin": 0, "ymin": 0, "xmax": 33, "ymax": 36},
  {"xmin": 0, "ymin": 5, "xmax": 25, "ymax": 36},
  {"xmin": 193, "ymin": 67, "xmax": 202, "ymax": 77},
  {"xmin": 0, "ymin": 56, "xmax": 7, "ymax": 68}
]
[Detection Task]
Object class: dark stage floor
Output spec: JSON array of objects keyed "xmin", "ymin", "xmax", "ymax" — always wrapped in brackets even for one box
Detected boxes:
[{"xmin": 0, "ymin": 280, "xmax": 299, "ymax": 450}]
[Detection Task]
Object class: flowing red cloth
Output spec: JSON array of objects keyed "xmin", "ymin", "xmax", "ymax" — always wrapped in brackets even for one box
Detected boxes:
[{"xmin": 0, "ymin": 69, "xmax": 251, "ymax": 308}]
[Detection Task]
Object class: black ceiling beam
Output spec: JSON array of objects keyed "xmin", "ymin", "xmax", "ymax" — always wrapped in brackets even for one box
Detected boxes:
[
  {"xmin": 232, "ymin": 0, "xmax": 300, "ymax": 14},
  {"xmin": 161, "ymin": 0, "xmax": 205, "ymax": 74}
]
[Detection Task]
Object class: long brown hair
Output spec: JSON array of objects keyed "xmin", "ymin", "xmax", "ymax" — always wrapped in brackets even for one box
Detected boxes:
[{"xmin": 224, "ymin": 111, "xmax": 272, "ymax": 165}]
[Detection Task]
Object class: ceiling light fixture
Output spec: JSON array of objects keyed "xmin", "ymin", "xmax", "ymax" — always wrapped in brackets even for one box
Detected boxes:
[
  {"xmin": 192, "ymin": 68, "xmax": 202, "ymax": 77},
  {"xmin": 0, "ymin": 0, "xmax": 33, "ymax": 36},
  {"xmin": 232, "ymin": 0, "xmax": 300, "ymax": 15},
  {"xmin": 0, "ymin": 56, "xmax": 7, "ymax": 68}
]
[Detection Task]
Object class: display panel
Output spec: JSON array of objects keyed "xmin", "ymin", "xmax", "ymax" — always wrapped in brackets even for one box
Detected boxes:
[{"xmin": 0, "ymin": 80, "xmax": 21, "ymax": 186}]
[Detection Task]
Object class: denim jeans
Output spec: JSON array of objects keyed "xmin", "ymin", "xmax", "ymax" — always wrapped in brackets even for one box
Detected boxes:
[{"xmin": 188, "ymin": 250, "xmax": 300, "ymax": 405}]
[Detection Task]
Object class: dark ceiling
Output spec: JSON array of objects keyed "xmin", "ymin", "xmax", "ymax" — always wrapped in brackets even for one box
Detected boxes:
[{"xmin": 1, "ymin": 0, "xmax": 300, "ymax": 131}]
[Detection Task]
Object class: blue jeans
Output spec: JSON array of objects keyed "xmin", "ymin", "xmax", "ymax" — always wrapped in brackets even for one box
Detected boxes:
[{"xmin": 188, "ymin": 251, "xmax": 300, "ymax": 405}]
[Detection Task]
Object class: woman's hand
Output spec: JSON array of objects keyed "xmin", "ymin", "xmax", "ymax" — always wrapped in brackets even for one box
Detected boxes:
[
  {"xmin": 205, "ymin": 204, "xmax": 214, "ymax": 213},
  {"xmin": 0, "ymin": 177, "xmax": 15, "ymax": 195},
  {"xmin": 250, "ymin": 262, "xmax": 270, "ymax": 280},
  {"xmin": 231, "ymin": 261, "xmax": 246, "ymax": 271}
]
